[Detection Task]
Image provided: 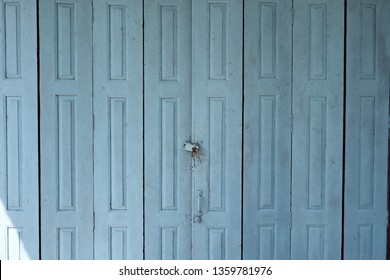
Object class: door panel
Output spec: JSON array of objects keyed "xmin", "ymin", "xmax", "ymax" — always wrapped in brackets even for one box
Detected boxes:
[
  {"xmin": 93, "ymin": 0, "xmax": 143, "ymax": 260},
  {"xmin": 0, "ymin": 0, "xmax": 38, "ymax": 259},
  {"xmin": 144, "ymin": 0, "xmax": 193, "ymax": 259},
  {"xmin": 291, "ymin": 0, "xmax": 344, "ymax": 259},
  {"xmin": 344, "ymin": 0, "xmax": 390, "ymax": 259},
  {"xmin": 40, "ymin": 0, "xmax": 93, "ymax": 259},
  {"xmin": 145, "ymin": 0, "xmax": 243, "ymax": 260},
  {"xmin": 192, "ymin": 0, "xmax": 242, "ymax": 260},
  {"xmin": 243, "ymin": 0, "xmax": 292, "ymax": 260},
  {"xmin": 26, "ymin": 0, "xmax": 389, "ymax": 260}
]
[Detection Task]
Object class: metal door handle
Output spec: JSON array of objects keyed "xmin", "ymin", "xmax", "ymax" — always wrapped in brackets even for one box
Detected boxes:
[
  {"xmin": 193, "ymin": 190, "xmax": 202, "ymax": 223},
  {"xmin": 196, "ymin": 190, "xmax": 202, "ymax": 215}
]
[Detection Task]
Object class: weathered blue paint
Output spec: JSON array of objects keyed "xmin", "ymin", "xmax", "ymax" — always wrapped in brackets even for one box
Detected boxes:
[
  {"xmin": 291, "ymin": 0, "xmax": 345, "ymax": 260},
  {"xmin": 93, "ymin": 0, "xmax": 144, "ymax": 260},
  {"xmin": 40, "ymin": 0, "xmax": 94, "ymax": 259},
  {"xmin": 191, "ymin": 0, "xmax": 243, "ymax": 260},
  {"xmin": 344, "ymin": 0, "xmax": 390, "ymax": 260},
  {"xmin": 244, "ymin": 0, "xmax": 293, "ymax": 260},
  {"xmin": 0, "ymin": 0, "xmax": 387, "ymax": 260},
  {"xmin": 145, "ymin": 0, "xmax": 243, "ymax": 260},
  {"xmin": 144, "ymin": 0, "xmax": 193, "ymax": 260},
  {"xmin": 0, "ymin": 0, "xmax": 39, "ymax": 260}
]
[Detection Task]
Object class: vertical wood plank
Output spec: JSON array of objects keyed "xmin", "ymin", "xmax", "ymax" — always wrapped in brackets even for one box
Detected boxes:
[
  {"xmin": 244, "ymin": 0, "xmax": 292, "ymax": 260},
  {"xmin": 0, "ymin": 0, "xmax": 38, "ymax": 260},
  {"xmin": 93, "ymin": 0, "xmax": 143, "ymax": 259},
  {"xmin": 192, "ymin": 0, "xmax": 242, "ymax": 260},
  {"xmin": 193, "ymin": 0, "xmax": 243, "ymax": 260},
  {"xmin": 144, "ymin": 0, "xmax": 192, "ymax": 260},
  {"xmin": 291, "ymin": 0, "xmax": 344, "ymax": 259},
  {"xmin": 40, "ymin": 0, "xmax": 93, "ymax": 259},
  {"xmin": 344, "ymin": 0, "xmax": 389, "ymax": 259}
]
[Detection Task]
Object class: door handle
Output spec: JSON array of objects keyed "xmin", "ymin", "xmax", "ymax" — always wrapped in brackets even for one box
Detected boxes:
[{"xmin": 193, "ymin": 190, "xmax": 202, "ymax": 223}]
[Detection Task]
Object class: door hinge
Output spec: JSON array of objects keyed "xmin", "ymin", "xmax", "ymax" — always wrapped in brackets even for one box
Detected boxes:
[
  {"xmin": 93, "ymin": 212, "xmax": 95, "ymax": 230},
  {"xmin": 290, "ymin": 114, "xmax": 294, "ymax": 132},
  {"xmin": 92, "ymin": 114, "xmax": 95, "ymax": 132}
]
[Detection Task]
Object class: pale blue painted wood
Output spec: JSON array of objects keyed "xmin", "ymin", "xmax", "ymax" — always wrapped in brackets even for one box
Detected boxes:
[
  {"xmin": 192, "ymin": 0, "xmax": 242, "ymax": 260},
  {"xmin": 0, "ymin": 0, "xmax": 39, "ymax": 260},
  {"xmin": 291, "ymin": 0, "xmax": 344, "ymax": 259},
  {"xmin": 145, "ymin": 0, "xmax": 242, "ymax": 260},
  {"xmin": 144, "ymin": 0, "xmax": 193, "ymax": 260},
  {"xmin": 93, "ymin": 0, "xmax": 143, "ymax": 260},
  {"xmin": 243, "ymin": 0, "xmax": 293, "ymax": 260},
  {"xmin": 40, "ymin": 0, "xmax": 94, "ymax": 259},
  {"xmin": 344, "ymin": 0, "xmax": 389, "ymax": 260},
  {"xmin": 6, "ymin": 0, "xmax": 386, "ymax": 260}
]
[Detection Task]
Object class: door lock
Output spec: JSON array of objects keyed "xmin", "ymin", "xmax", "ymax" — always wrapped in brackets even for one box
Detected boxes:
[
  {"xmin": 193, "ymin": 215, "xmax": 202, "ymax": 223},
  {"xmin": 184, "ymin": 142, "xmax": 200, "ymax": 158}
]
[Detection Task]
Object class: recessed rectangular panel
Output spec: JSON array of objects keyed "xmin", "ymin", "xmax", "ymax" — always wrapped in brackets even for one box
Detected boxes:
[
  {"xmin": 6, "ymin": 227, "xmax": 22, "ymax": 260},
  {"xmin": 259, "ymin": 2, "xmax": 276, "ymax": 78},
  {"xmin": 258, "ymin": 225, "xmax": 275, "ymax": 260},
  {"xmin": 161, "ymin": 99, "xmax": 178, "ymax": 210},
  {"xmin": 209, "ymin": 98, "xmax": 226, "ymax": 211},
  {"xmin": 307, "ymin": 226, "xmax": 325, "ymax": 260},
  {"xmin": 6, "ymin": 97, "xmax": 22, "ymax": 211},
  {"xmin": 258, "ymin": 96, "xmax": 276, "ymax": 209},
  {"xmin": 4, "ymin": 2, "xmax": 21, "ymax": 78},
  {"xmin": 209, "ymin": 3, "xmax": 227, "ymax": 80},
  {"xmin": 109, "ymin": 98, "xmax": 127, "ymax": 210},
  {"xmin": 57, "ymin": 96, "xmax": 76, "ymax": 211},
  {"xmin": 110, "ymin": 226, "xmax": 127, "ymax": 260},
  {"xmin": 309, "ymin": 4, "xmax": 327, "ymax": 80},
  {"xmin": 109, "ymin": 5, "xmax": 127, "ymax": 80},
  {"xmin": 360, "ymin": 4, "xmax": 376, "ymax": 80},
  {"xmin": 57, "ymin": 227, "xmax": 76, "ymax": 260},
  {"xmin": 56, "ymin": 3, "xmax": 75, "ymax": 79},
  {"xmin": 359, "ymin": 97, "xmax": 375, "ymax": 209},
  {"xmin": 161, "ymin": 227, "xmax": 177, "ymax": 260},
  {"xmin": 358, "ymin": 225, "xmax": 373, "ymax": 259},
  {"xmin": 308, "ymin": 97, "xmax": 326, "ymax": 210},
  {"xmin": 208, "ymin": 228, "xmax": 226, "ymax": 260},
  {"xmin": 160, "ymin": 5, "xmax": 178, "ymax": 81}
]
